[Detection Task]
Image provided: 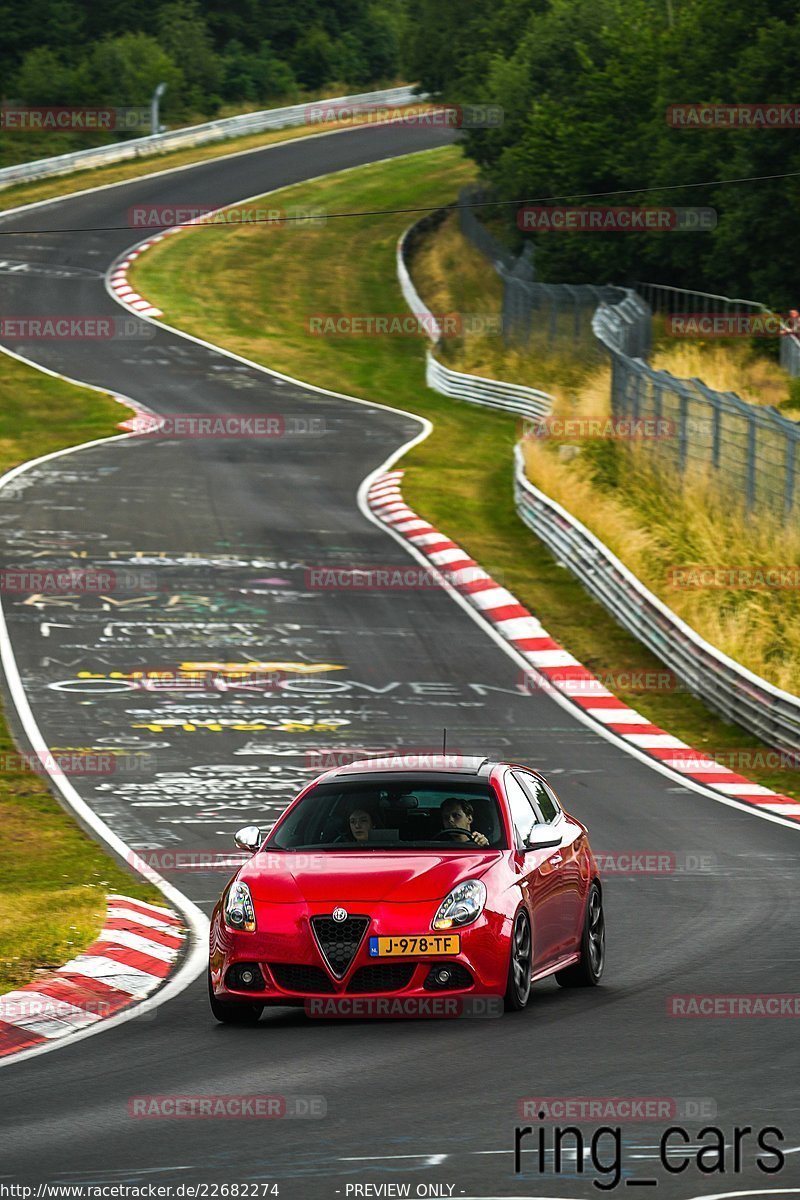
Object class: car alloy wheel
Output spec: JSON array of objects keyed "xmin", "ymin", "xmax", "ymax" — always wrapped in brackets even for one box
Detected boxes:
[
  {"xmin": 505, "ymin": 909, "xmax": 532, "ymax": 1011},
  {"xmin": 587, "ymin": 885, "xmax": 605, "ymax": 977},
  {"xmin": 555, "ymin": 883, "xmax": 605, "ymax": 987}
]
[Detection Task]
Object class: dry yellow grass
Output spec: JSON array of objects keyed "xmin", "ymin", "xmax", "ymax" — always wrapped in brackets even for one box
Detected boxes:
[
  {"xmin": 521, "ymin": 433, "xmax": 800, "ymax": 691},
  {"xmin": 650, "ymin": 339, "xmax": 790, "ymax": 409}
]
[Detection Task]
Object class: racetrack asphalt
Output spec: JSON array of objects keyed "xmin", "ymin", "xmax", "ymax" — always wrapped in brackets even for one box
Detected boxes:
[{"xmin": 0, "ymin": 121, "xmax": 798, "ymax": 1198}]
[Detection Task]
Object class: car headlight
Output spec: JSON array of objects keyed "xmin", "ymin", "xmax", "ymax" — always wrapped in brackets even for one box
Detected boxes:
[
  {"xmin": 432, "ymin": 879, "xmax": 487, "ymax": 930},
  {"xmin": 224, "ymin": 881, "xmax": 256, "ymax": 932}
]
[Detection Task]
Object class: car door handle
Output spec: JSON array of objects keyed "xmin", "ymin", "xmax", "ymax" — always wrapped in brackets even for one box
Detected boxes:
[{"xmin": 549, "ymin": 853, "xmax": 563, "ymax": 865}]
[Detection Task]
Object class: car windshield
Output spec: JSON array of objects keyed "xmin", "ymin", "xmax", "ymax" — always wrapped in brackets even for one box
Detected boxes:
[{"xmin": 269, "ymin": 775, "xmax": 507, "ymax": 851}]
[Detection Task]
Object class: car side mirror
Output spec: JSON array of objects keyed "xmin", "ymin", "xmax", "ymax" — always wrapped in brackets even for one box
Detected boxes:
[
  {"xmin": 525, "ymin": 825, "xmax": 562, "ymax": 851},
  {"xmin": 234, "ymin": 825, "xmax": 262, "ymax": 854}
]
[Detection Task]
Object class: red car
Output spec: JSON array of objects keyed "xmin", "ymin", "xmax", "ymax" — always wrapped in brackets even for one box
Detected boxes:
[{"xmin": 208, "ymin": 755, "xmax": 604, "ymax": 1022}]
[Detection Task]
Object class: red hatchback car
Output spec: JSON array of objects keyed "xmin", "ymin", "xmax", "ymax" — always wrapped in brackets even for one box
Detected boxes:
[{"xmin": 208, "ymin": 755, "xmax": 604, "ymax": 1021}]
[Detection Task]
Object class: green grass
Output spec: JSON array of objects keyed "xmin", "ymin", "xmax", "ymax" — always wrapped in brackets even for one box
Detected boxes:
[
  {"xmin": 0, "ymin": 353, "xmax": 122, "ymax": 472},
  {"xmin": 0, "ymin": 353, "xmax": 164, "ymax": 990},
  {"xmin": 131, "ymin": 144, "xmax": 800, "ymax": 803}
]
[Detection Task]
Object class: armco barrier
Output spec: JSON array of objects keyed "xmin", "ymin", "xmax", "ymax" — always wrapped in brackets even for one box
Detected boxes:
[
  {"xmin": 398, "ymin": 213, "xmax": 800, "ymax": 752},
  {"xmin": 397, "ymin": 220, "xmax": 553, "ymax": 421},
  {"xmin": 425, "ymin": 353, "xmax": 551, "ymax": 420},
  {"xmin": 0, "ymin": 87, "xmax": 423, "ymax": 190},
  {"xmin": 513, "ymin": 445, "xmax": 800, "ymax": 753}
]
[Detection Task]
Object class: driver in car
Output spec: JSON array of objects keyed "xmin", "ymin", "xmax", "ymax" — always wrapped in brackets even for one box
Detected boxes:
[{"xmin": 440, "ymin": 798, "xmax": 489, "ymax": 846}]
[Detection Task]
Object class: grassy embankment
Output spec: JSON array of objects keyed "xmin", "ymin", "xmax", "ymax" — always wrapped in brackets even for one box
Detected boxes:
[{"xmin": 0, "ymin": 358, "xmax": 164, "ymax": 990}]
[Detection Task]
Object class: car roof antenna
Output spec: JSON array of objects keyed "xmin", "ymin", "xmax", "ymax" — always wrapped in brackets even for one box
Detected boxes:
[{"xmin": 442, "ymin": 727, "xmax": 447, "ymax": 755}]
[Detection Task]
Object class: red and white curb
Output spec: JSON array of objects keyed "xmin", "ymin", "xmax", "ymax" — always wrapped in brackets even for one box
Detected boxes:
[
  {"xmin": 367, "ymin": 471, "xmax": 800, "ymax": 825},
  {"xmin": 113, "ymin": 395, "xmax": 166, "ymax": 435},
  {"xmin": 108, "ymin": 210, "xmax": 225, "ymax": 320},
  {"xmin": 107, "ymin": 229, "xmax": 184, "ymax": 318},
  {"xmin": 0, "ymin": 895, "xmax": 186, "ymax": 1058}
]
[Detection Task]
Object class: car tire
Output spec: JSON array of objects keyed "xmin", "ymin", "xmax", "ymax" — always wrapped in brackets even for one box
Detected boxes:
[
  {"xmin": 504, "ymin": 908, "xmax": 533, "ymax": 1011},
  {"xmin": 208, "ymin": 968, "xmax": 264, "ymax": 1025},
  {"xmin": 556, "ymin": 883, "xmax": 605, "ymax": 987}
]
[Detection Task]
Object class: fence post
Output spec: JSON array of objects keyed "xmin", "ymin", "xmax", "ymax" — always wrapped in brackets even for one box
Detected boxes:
[
  {"xmin": 651, "ymin": 380, "xmax": 663, "ymax": 448},
  {"xmin": 631, "ymin": 365, "xmax": 642, "ymax": 426},
  {"xmin": 547, "ymin": 287, "xmax": 557, "ymax": 347},
  {"xmin": 746, "ymin": 416, "xmax": 757, "ymax": 510},
  {"xmin": 785, "ymin": 436, "xmax": 797, "ymax": 516},
  {"xmin": 711, "ymin": 398, "xmax": 721, "ymax": 468},
  {"xmin": 678, "ymin": 390, "xmax": 688, "ymax": 473}
]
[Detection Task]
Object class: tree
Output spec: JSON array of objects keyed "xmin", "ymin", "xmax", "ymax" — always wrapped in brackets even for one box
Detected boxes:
[
  {"xmin": 156, "ymin": 1, "xmax": 222, "ymax": 113},
  {"xmin": 291, "ymin": 26, "xmax": 340, "ymax": 88},
  {"xmin": 11, "ymin": 47, "xmax": 78, "ymax": 105},
  {"xmin": 74, "ymin": 33, "xmax": 183, "ymax": 111}
]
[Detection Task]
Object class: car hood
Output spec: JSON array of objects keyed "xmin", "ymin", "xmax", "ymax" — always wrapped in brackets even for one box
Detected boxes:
[{"xmin": 241, "ymin": 850, "xmax": 499, "ymax": 904}]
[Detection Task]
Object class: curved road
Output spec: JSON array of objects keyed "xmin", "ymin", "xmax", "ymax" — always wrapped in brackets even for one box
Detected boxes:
[{"xmin": 0, "ymin": 123, "xmax": 798, "ymax": 1197}]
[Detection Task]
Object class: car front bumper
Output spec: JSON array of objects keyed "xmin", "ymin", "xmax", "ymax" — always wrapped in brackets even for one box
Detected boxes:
[{"xmin": 210, "ymin": 902, "xmax": 511, "ymax": 1008}]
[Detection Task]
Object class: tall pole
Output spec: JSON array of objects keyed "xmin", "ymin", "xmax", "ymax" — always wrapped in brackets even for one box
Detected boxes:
[{"xmin": 151, "ymin": 82, "xmax": 167, "ymax": 136}]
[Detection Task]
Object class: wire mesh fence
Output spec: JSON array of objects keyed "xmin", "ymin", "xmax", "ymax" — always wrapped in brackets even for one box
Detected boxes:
[
  {"xmin": 456, "ymin": 188, "xmax": 800, "ymax": 520},
  {"xmin": 608, "ymin": 355, "xmax": 800, "ymax": 517}
]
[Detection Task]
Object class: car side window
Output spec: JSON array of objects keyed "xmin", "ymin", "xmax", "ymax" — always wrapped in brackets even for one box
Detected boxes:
[
  {"xmin": 515, "ymin": 772, "xmax": 559, "ymax": 823},
  {"xmin": 541, "ymin": 782, "xmax": 561, "ymax": 823},
  {"xmin": 504, "ymin": 772, "xmax": 538, "ymax": 848}
]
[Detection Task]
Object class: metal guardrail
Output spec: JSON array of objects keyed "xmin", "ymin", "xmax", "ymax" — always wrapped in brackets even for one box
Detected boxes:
[
  {"xmin": 0, "ymin": 86, "xmax": 423, "ymax": 190},
  {"xmin": 398, "ymin": 210, "xmax": 800, "ymax": 746},
  {"xmin": 513, "ymin": 445, "xmax": 800, "ymax": 752},
  {"xmin": 592, "ymin": 291, "xmax": 652, "ymax": 359},
  {"xmin": 426, "ymin": 353, "xmax": 551, "ymax": 419},
  {"xmin": 397, "ymin": 219, "xmax": 554, "ymax": 420}
]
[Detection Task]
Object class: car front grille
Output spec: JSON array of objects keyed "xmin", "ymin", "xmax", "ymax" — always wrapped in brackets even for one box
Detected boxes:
[
  {"xmin": 268, "ymin": 963, "xmax": 336, "ymax": 994},
  {"xmin": 310, "ymin": 914, "xmax": 369, "ymax": 978},
  {"xmin": 347, "ymin": 963, "xmax": 416, "ymax": 993}
]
